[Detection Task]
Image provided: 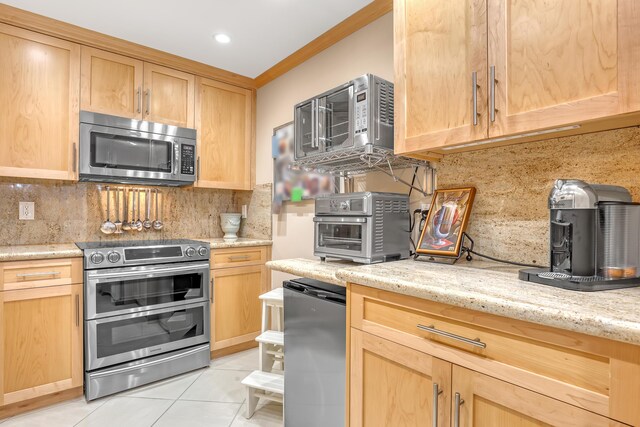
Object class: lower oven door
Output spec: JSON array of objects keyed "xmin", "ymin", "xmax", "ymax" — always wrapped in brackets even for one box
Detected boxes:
[
  {"xmin": 314, "ymin": 217, "xmax": 368, "ymax": 260},
  {"xmin": 85, "ymin": 301, "xmax": 209, "ymax": 371},
  {"xmin": 85, "ymin": 262, "xmax": 210, "ymax": 320}
]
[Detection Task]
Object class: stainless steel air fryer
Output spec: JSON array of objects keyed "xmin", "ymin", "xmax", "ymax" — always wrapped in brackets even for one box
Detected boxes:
[{"xmin": 520, "ymin": 179, "xmax": 640, "ymax": 291}]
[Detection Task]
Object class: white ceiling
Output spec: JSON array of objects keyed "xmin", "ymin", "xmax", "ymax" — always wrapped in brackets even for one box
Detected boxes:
[{"xmin": 4, "ymin": 0, "xmax": 373, "ymax": 78}]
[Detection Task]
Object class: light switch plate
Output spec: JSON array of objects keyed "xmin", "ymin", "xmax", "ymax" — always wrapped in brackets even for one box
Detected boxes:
[{"xmin": 19, "ymin": 202, "xmax": 35, "ymax": 220}]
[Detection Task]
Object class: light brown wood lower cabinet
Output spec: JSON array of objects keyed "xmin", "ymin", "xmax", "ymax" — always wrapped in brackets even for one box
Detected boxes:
[
  {"xmin": 210, "ymin": 246, "xmax": 270, "ymax": 357},
  {"xmin": 0, "ymin": 284, "xmax": 83, "ymax": 407},
  {"xmin": 348, "ymin": 284, "xmax": 640, "ymax": 426}
]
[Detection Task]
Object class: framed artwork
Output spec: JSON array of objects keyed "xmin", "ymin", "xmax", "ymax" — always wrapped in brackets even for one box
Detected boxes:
[
  {"xmin": 416, "ymin": 187, "xmax": 476, "ymax": 257},
  {"xmin": 272, "ymin": 122, "xmax": 338, "ymax": 213}
]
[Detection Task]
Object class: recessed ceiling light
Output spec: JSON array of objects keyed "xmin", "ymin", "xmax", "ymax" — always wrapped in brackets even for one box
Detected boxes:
[{"xmin": 214, "ymin": 33, "xmax": 231, "ymax": 44}]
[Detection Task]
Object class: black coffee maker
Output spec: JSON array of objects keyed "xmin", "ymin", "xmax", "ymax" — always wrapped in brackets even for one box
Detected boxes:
[{"xmin": 520, "ymin": 179, "xmax": 640, "ymax": 291}]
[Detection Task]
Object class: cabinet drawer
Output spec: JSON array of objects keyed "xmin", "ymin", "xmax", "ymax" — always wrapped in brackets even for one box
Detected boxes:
[
  {"xmin": 0, "ymin": 258, "xmax": 83, "ymax": 291},
  {"xmin": 211, "ymin": 247, "xmax": 267, "ymax": 269},
  {"xmin": 350, "ymin": 284, "xmax": 619, "ymax": 418}
]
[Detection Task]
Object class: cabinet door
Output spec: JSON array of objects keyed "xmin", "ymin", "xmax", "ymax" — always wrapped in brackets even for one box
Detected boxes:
[
  {"xmin": 80, "ymin": 46, "xmax": 143, "ymax": 119},
  {"xmin": 394, "ymin": 0, "xmax": 488, "ymax": 153},
  {"xmin": 195, "ymin": 77, "xmax": 253, "ymax": 190},
  {"xmin": 350, "ymin": 329, "xmax": 451, "ymax": 427},
  {"xmin": 143, "ymin": 63, "xmax": 195, "ymax": 127},
  {"xmin": 211, "ymin": 265, "xmax": 266, "ymax": 351},
  {"xmin": 488, "ymin": 0, "xmax": 640, "ymax": 137},
  {"xmin": 0, "ymin": 24, "xmax": 80, "ymax": 181},
  {"xmin": 0, "ymin": 284, "xmax": 82, "ymax": 406},
  {"xmin": 452, "ymin": 365, "xmax": 629, "ymax": 427}
]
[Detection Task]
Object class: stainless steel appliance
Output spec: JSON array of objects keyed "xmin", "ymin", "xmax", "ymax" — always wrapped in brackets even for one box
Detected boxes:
[
  {"xmin": 77, "ymin": 239, "xmax": 211, "ymax": 400},
  {"xmin": 79, "ymin": 111, "xmax": 197, "ymax": 186},
  {"xmin": 520, "ymin": 179, "xmax": 640, "ymax": 291},
  {"xmin": 283, "ymin": 278, "xmax": 346, "ymax": 427},
  {"xmin": 314, "ymin": 192, "xmax": 410, "ymax": 264},
  {"xmin": 294, "ymin": 74, "xmax": 394, "ymax": 162}
]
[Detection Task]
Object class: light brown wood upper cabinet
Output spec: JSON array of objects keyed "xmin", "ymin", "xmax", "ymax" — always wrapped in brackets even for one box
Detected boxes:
[
  {"xmin": 81, "ymin": 47, "xmax": 194, "ymax": 127},
  {"xmin": 195, "ymin": 77, "xmax": 253, "ymax": 190},
  {"xmin": 0, "ymin": 24, "xmax": 80, "ymax": 181},
  {"xmin": 80, "ymin": 47, "xmax": 143, "ymax": 119},
  {"xmin": 394, "ymin": 0, "xmax": 640, "ymax": 154},
  {"xmin": 394, "ymin": 0, "xmax": 488, "ymax": 154}
]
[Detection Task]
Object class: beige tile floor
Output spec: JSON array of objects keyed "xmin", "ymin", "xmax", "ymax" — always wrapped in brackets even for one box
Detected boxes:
[{"xmin": 0, "ymin": 349, "xmax": 283, "ymax": 427}]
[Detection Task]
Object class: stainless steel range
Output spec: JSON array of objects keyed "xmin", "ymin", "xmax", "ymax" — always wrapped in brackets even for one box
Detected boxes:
[{"xmin": 76, "ymin": 239, "xmax": 211, "ymax": 400}]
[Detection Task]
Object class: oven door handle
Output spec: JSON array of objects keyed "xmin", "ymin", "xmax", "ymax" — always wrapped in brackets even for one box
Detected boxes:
[
  {"xmin": 87, "ymin": 263, "xmax": 210, "ymax": 281},
  {"xmin": 313, "ymin": 217, "xmax": 367, "ymax": 223}
]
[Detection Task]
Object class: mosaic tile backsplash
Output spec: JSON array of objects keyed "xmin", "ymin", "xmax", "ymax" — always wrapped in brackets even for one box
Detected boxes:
[{"xmin": 0, "ymin": 179, "xmax": 271, "ymax": 246}]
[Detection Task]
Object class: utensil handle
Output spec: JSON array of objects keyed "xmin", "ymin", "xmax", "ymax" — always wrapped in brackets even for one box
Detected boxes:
[
  {"xmin": 115, "ymin": 188, "xmax": 120, "ymax": 220},
  {"xmin": 156, "ymin": 189, "xmax": 160, "ymax": 219},
  {"xmin": 146, "ymin": 189, "xmax": 151, "ymax": 219},
  {"xmin": 417, "ymin": 324, "xmax": 486, "ymax": 349},
  {"xmin": 105, "ymin": 186, "xmax": 110, "ymax": 220}
]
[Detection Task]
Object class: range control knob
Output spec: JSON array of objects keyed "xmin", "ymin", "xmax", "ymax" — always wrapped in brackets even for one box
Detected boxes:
[
  {"xmin": 107, "ymin": 251, "xmax": 121, "ymax": 263},
  {"xmin": 90, "ymin": 252, "xmax": 104, "ymax": 265},
  {"xmin": 185, "ymin": 247, "xmax": 196, "ymax": 257},
  {"xmin": 198, "ymin": 246, "xmax": 208, "ymax": 257}
]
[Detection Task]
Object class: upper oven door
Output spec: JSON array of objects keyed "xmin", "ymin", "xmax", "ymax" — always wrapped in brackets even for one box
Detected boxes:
[
  {"xmin": 85, "ymin": 262, "xmax": 210, "ymax": 320},
  {"xmin": 314, "ymin": 216, "xmax": 367, "ymax": 258},
  {"xmin": 79, "ymin": 123, "xmax": 195, "ymax": 185}
]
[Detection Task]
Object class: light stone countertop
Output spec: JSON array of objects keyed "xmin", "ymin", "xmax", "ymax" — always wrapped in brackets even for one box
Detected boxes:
[
  {"xmin": 268, "ymin": 257, "xmax": 640, "ymax": 346},
  {"xmin": 266, "ymin": 258, "xmax": 359, "ymax": 286},
  {"xmin": 0, "ymin": 238, "xmax": 272, "ymax": 262}
]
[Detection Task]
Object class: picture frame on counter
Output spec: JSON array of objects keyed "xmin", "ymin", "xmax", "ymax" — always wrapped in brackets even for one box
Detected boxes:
[{"xmin": 417, "ymin": 187, "xmax": 476, "ymax": 257}]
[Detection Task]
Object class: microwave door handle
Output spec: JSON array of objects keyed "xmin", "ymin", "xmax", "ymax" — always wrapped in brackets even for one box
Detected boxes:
[{"xmin": 172, "ymin": 140, "xmax": 179, "ymax": 176}]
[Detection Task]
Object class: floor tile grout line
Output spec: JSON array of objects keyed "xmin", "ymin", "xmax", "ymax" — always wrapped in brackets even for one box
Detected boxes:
[
  {"xmin": 229, "ymin": 398, "xmax": 245, "ymax": 427},
  {"xmin": 150, "ymin": 398, "xmax": 179, "ymax": 427}
]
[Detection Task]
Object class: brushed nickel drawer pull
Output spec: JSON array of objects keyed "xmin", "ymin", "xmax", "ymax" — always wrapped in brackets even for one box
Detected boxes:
[
  {"xmin": 15, "ymin": 271, "xmax": 62, "ymax": 279},
  {"xmin": 454, "ymin": 392, "xmax": 464, "ymax": 427},
  {"xmin": 433, "ymin": 382, "xmax": 442, "ymax": 427},
  {"xmin": 417, "ymin": 324, "xmax": 486, "ymax": 349},
  {"xmin": 228, "ymin": 255, "xmax": 251, "ymax": 261}
]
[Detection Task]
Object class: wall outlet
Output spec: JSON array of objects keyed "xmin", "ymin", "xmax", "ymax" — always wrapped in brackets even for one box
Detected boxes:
[
  {"xmin": 241, "ymin": 205, "xmax": 248, "ymax": 219},
  {"xmin": 19, "ymin": 202, "xmax": 35, "ymax": 220}
]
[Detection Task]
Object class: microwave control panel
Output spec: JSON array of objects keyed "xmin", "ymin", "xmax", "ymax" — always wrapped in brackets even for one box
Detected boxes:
[
  {"xmin": 181, "ymin": 144, "xmax": 195, "ymax": 175},
  {"xmin": 354, "ymin": 90, "xmax": 368, "ymax": 134}
]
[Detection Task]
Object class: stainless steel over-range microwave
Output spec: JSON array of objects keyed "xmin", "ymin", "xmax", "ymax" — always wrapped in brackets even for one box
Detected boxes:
[
  {"xmin": 294, "ymin": 74, "xmax": 394, "ymax": 161},
  {"xmin": 79, "ymin": 111, "xmax": 197, "ymax": 186}
]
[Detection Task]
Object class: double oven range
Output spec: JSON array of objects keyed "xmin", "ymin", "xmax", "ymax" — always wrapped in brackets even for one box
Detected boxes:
[{"xmin": 77, "ymin": 240, "xmax": 212, "ymax": 400}]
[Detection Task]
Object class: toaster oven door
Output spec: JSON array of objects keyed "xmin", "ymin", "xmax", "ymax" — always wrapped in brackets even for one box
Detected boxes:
[{"xmin": 314, "ymin": 217, "xmax": 367, "ymax": 259}]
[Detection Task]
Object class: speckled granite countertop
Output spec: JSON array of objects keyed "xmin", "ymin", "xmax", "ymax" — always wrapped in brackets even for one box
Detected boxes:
[
  {"xmin": 0, "ymin": 238, "xmax": 272, "ymax": 262},
  {"xmin": 268, "ymin": 257, "xmax": 640, "ymax": 346},
  {"xmin": 266, "ymin": 258, "xmax": 358, "ymax": 286}
]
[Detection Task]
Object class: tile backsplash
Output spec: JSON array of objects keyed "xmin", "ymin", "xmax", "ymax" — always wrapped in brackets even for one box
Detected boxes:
[
  {"xmin": 435, "ymin": 126, "xmax": 640, "ymax": 266},
  {"xmin": 0, "ymin": 179, "xmax": 272, "ymax": 246}
]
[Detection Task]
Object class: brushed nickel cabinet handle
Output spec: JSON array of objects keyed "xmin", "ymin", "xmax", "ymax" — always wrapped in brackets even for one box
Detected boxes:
[
  {"xmin": 228, "ymin": 255, "xmax": 251, "ymax": 261},
  {"xmin": 137, "ymin": 87, "xmax": 142, "ymax": 114},
  {"xmin": 210, "ymin": 278, "xmax": 214, "ymax": 303},
  {"xmin": 75, "ymin": 294, "xmax": 79, "ymax": 327},
  {"xmin": 454, "ymin": 392, "xmax": 464, "ymax": 427},
  {"xmin": 72, "ymin": 143, "xmax": 77, "ymax": 173},
  {"xmin": 433, "ymin": 382, "xmax": 443, "ymax": 427},
  {"xmin": 16, "ymin": 271, "xmax": 61, "ymax": 279},
  {"xmin": 145, "ymin": 89, "xmax": 151, "ymax": 115},
  {"xmin": 417, "ymin": 324, "xmax": 486, "ymax": 349},
  {"xmin": 472, "ymin": 71, "xmax": 480, "ymax": 126},
  {"xmin": 490, "ymin": 65, "xmax": 497, "ymax": 123},
  {"xmin": 196, "ymin": 156, "xmax": 201, "ymax": 181}
]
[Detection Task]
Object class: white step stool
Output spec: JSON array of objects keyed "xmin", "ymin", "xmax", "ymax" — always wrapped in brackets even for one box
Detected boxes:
[{"xmin": 242, "ymin": 287, "xmax": 285, "ymax": 418}]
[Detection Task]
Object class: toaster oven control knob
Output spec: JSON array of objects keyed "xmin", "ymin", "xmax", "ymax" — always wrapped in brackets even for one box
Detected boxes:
[
  {"xmin": 340, "ymin": 201, "xmax": 350, "ymax": 211},
  {"xmin": 107, "ymin": 251, "xmax": 121, "ymax": 263},
  {"xmin": 198, "ymin": 246, "xmax": 208, "ymax": 257},
  {"xmin": 185, "ymin": 247, "xmax": 196, "ymax": 257},
  {"xmin": 90, "ymin": 252, "xmax": 104, "ymax": 265}
]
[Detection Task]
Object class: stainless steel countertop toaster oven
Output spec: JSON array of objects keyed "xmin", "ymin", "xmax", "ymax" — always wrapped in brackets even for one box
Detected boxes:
[{"xmin": 314, "ymin": 192, "xmax": 410, "ymax": 264}]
